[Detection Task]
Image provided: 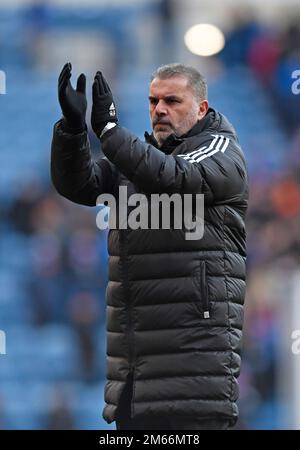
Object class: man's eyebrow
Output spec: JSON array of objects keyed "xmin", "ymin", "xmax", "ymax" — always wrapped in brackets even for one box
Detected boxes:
[{"xmin": 148, "ymin": 95, "xmax": 182, "ymax": 101}]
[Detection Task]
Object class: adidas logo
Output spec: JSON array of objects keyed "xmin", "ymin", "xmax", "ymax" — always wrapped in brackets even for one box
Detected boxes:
[{"xmin": 109, "ymin": 103, "xmax": 116, "ymax": 117}]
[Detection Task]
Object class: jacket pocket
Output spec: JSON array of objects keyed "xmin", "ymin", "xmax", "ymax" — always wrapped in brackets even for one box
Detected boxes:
[{"xmin": 192, "ymin": 260, "xmax": 211, "ymax": 319}]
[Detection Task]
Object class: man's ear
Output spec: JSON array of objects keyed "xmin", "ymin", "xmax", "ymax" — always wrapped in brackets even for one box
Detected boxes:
[{"xmin": 198, "ymin": 100, "xmax": 209, "ymax": 120}]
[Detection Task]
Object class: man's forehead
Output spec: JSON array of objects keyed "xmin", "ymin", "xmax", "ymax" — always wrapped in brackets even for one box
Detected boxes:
[{"xmin": 149, "ymin": 75, "xmax": 190, "ymax": 96}]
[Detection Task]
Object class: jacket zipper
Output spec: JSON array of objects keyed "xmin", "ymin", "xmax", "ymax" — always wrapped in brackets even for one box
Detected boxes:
[
  {"xmin": 119, "ymin": 228, "xmax": 135, "ymax": 370},
  {"xmin": 199, "ymin": 261, "xmax": 210, "ymax": 319}
]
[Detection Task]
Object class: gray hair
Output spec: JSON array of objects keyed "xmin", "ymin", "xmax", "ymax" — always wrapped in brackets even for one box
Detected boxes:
[{"xmin": 150, "ymin": 63, "xmax": 208, "ymax": 102}]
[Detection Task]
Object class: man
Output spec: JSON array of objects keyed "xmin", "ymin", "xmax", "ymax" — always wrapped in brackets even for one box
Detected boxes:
[{"xmin": 51, "ymin": 62, "xmax": 248, "ymax": 430}]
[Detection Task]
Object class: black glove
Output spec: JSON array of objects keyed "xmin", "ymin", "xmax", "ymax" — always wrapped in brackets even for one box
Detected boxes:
[
  {"xmin": 91, "ymin": 71, "xmax": 118, "ymax": 137},
  {"xmin": 58, "ymin": 62, "xmax": 87, "ymax": 133}
]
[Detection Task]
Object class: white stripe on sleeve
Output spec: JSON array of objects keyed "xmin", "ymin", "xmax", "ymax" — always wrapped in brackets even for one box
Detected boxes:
[{"xmin": 177, "ymin": 134, "xmax": 230, "ymax": 164}]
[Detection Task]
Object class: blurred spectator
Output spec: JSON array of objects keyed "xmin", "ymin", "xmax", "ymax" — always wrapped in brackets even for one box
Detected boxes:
[
  {"xmin": 221, "ymin": 10, "xmax": 260, "ymax": 66},
  {"xmin": 67, "ymin": 230, "xmax": 103, "ymax": 280},
  {"xmin": 270, "ymin": 22, "xmax": 300, "ymax": 131},
  {"xmin": 281, "ymin": 21, "xmax": 300, "ymax": 60},
  {"xmin": 271, "ymin": 176, "xmax": 300, "ymax": 219},
  {"xmin": 68, "ymin": 291, "xmax": 103, "ymax": 383},
  {"xmin": 222, "ymin": 13, "xmax": 300, "ymax": 132},
  {"xmin": 9, "ymin": 180, "xmax": 46, "ymax": 235},
  {"xmin": 45, "ymin": 385, "xmax": 75, "ymax": 430},
  {"xmin": 28, "ymin": 231, "xmax": 67, "ymax": 325},
  {"xmin": 248, "ymin": 29, "xmax": 281, "ymax": 84}
]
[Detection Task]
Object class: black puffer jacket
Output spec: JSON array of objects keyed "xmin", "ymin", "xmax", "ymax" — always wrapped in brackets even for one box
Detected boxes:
[{"xmin": 51, "ymin": 108, "xmax": 248, "ymax": 426}]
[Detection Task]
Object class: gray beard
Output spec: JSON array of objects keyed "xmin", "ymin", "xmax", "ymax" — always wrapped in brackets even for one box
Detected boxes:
[
  {"xmin": 152, "ymin": 109, "xmax": 198, "ymax": 148},
  {"xmin": 153, "ymin": 130, "xmax": 173, "ymax": 148}
]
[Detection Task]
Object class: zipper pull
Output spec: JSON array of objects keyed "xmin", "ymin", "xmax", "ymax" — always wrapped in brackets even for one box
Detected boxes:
[{"xmin": 203, "ymin": 311, "xmax": 210, "ymax": 319}]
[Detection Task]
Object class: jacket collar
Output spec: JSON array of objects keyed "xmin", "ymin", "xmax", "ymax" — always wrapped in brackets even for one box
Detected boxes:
[{"xmin": 144, "ymin": 108, "xmax": 216, "ymax": 154}]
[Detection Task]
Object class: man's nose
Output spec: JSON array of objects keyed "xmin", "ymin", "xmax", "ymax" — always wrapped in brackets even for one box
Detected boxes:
[{"xmin": 155, "ymin": 100, "xmax": 167, "ymax": 115}]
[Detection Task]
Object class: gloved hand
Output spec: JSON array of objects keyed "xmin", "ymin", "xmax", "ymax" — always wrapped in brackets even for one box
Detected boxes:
[
  {"xmin": 58, "ymin": 62, "xmax": 87, "ymax": 133},
  {"xmin": 91, "ymin": 71, "xmax": 118, "ymax": 137}
]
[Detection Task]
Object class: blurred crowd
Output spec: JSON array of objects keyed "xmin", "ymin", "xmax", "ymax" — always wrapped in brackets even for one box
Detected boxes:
[
  {"xmin": 221, "ymin": 11, "xmax": 300, "ymax": 132},
  {"xmin": 220, "ymin": 12, "xmax": 300, "ymax": 428},
  {"xmin": 8, "ymin": 181, "xmax": 108, "ymax": 382}
]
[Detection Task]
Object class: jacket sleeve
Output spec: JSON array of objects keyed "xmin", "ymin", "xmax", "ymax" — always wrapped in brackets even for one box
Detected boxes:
[
  {"xmin": 51, "ymin": 120, "xmax": 118, "ymax": 206},
  {"xmin": 100, "ymin": 126, "xmax": 248, "ymax": 204}
]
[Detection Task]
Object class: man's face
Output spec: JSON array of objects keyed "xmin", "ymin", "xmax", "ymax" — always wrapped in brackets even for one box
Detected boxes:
[{"xmin": 149, "ymin": 75, "xmax": 208, "ymax": 147}]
